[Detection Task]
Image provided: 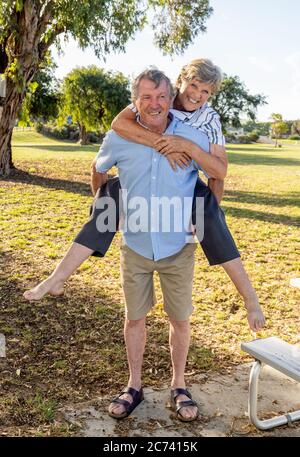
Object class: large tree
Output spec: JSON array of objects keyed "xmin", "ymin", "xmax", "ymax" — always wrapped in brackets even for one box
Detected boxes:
[
  {"xmin": 0, "ymin": 0, "xmax": 213, "ymax": 176},
  {"xmin": 60, "ymin": 66, "xmax": 130, "ymax": 145},
  {"xmin": 211, "ymin": 74, "xmax": 267, "ymax": 130}
]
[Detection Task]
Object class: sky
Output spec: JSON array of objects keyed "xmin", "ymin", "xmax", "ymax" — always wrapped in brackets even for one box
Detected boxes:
[{"xmin": 52, "ymin": 0, "xmax": 300, "ymax": 122}]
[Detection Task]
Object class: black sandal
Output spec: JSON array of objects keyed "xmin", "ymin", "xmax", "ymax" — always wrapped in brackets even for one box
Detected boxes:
[
  {"xmin": 108, "ymin": 387, "xmax": 144, "ymax": 419},
  {"xmin": 170, "ymin": 388, "xmax": 199, "ymax": 422}
]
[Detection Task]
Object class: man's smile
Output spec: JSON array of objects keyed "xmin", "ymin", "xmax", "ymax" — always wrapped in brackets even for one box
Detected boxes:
[{"xmin": 147, "ymin": 110, "xmax": 162, "ymax": 115}]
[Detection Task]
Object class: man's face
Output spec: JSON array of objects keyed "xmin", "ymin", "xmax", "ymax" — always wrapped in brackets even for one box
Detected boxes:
[
  {"xmin": 134, "ymin": 78, "xmax": 172, "ymax": 132},
  {"xmin": 178, "ymin": 77, "xmax": 212, "ymax": 111}
]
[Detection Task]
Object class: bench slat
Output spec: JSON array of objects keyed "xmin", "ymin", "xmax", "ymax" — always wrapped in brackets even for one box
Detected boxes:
[{"xmin": 241, "ymin": 337, "xmax": 300, "ymax": 383}]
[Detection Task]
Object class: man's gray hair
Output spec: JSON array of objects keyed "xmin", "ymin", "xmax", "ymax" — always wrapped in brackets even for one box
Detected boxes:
[{"xmin": 131, "ymin": 67, "xmax": 174, "ymax": 102}]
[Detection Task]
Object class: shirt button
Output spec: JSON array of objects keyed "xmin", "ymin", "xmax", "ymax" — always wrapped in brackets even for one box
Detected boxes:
[
  {"xmin": 152, "ymin": 176, "xmax": 156, "ymax": 180},
  {"xmin": 154, "ymin": 158, "xmax": 157, "ymax": 162}
]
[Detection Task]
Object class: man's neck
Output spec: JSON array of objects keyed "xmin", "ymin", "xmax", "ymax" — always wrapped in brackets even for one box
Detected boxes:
[{"xmin": 137, "ymin": 115, "xmax": 172, "ymax": 134}]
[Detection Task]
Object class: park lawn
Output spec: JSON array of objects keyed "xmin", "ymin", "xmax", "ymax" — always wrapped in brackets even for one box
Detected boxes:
[{"xmin": 0, "ymin": 131, "xmax": 300, "ymax": 436}]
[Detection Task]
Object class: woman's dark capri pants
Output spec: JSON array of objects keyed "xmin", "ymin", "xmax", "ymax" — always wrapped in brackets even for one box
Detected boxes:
[{"xmin": 74, "ymin": 176, "xmax": 240, "ymax": 266}]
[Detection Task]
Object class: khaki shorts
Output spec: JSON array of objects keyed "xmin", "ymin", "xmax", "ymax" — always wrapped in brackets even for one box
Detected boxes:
[{"xmin": 120, "ymin": 243, "xmax": 196, "ymax": 321}]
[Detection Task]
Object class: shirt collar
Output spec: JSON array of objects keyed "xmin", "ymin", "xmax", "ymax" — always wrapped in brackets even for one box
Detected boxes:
[
  {"xmin": 170, "ymin": 102, "xmax": 208, "ymax": 120},
  {"xmin": 136, "ymin": 112, "xmax": 177, "ymax": 135}
]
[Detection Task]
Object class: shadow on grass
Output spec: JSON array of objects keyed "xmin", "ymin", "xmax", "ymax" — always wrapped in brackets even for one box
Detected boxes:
[
  {"xmin": 224, "ymin": 190, "xmax": 300, "ymax": 208},
  {"xmin": 13, "ymin": 144, "xmax": 99, "ymax": 153},
  {"xmin": 223, "ymin": 206, "xmax": 299, "ymax": 227},
  {"xmin": 0, "ymin": 248, "xmax": 125, "ymax": 428},
  {"xmin": 228, "ymin": 151, "xmax": 300, "ymax": 167},
  {"xmin": 2, "ymin": 169, "xmax": 91, "ymax": 196},
  {"xmin": 4, "ymin": 170, "xmax": 299, "ymax": 227}
]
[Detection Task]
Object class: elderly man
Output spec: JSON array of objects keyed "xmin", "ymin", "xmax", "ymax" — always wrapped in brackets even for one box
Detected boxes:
[{"xmin": 92, "ymin": 68, "xmax": 225, "ymax": 422}]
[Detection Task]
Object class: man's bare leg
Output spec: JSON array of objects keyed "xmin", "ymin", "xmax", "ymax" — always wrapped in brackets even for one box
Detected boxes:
[
  {"xmin": 108, "ymin": 316, "xmax": 146, "ymax": 416},
  {"xmin": 169, "ymin": 319, "xmax": 198, "ymax": 420},
  {"xmin": 23, "ymin": 242, "xmax": 94, "ymax": 300}
]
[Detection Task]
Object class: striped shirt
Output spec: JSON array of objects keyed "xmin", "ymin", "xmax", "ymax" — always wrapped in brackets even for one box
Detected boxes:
[
  {"xmin": 130, "ymin": 102, "xmax": 225, "ymax": 146},
  {"xmin": 170, "ymin": 103, "xmax": 225, "ymax": 146}
]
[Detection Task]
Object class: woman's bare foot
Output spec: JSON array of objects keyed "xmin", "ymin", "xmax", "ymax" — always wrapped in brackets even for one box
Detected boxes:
[{"xmin": 23, "ymin": 276, "xmax": 65, "ymax": 301}]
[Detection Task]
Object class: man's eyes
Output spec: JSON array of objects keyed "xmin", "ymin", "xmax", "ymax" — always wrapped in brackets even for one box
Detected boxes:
[{"xmin": 141, "ymin": 95, "xmax": 166, "ymax": 100}]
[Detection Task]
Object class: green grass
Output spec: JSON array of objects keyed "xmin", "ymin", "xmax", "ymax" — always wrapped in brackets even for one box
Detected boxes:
[{"xmin": 0, "ymin": 131, "xmax": 300, "ymax": 436}]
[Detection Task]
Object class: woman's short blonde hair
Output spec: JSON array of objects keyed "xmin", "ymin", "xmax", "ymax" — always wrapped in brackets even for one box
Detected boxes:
[{"xmin": 175, "ymin": 59, "xmax": 223, "ymax": 94}]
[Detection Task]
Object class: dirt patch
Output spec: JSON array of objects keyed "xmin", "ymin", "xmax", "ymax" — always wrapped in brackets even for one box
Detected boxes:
[{"xmin": 61, "ymin": 363, "xmax": 300, "ymax": 437}]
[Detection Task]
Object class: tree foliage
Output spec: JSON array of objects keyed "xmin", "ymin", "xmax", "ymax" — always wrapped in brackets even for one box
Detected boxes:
[
  {"xmin": 0, "ymin": 0, "xmax": 213, "ymax": 175},
  {"xmin": 211, "ymin": 74, "xmax": 267, "ymax": 129},
  {"xmin": 270, "ymin": 113, "xmax": 289, "ymax": 146},
  {"xmin": 28, "ymin": 59, "xmax": 59, "ymax": 122},
  {"xmin": 19, "ymin": 56, "xmax": 59, "ymax": 124},
  {"xmin": 59, "ymin": 66, "xmax": 130, "ymax": 144},
  {"xmin": 149, "ymin": 0, "xmax": 212, "ymax": 55},
  {"xmin": 243, "ymin": 120, "xmax": 271, "ymax": 136}
]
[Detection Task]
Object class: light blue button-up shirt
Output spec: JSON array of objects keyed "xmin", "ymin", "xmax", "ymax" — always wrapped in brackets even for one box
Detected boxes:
[{"xmin": 95, "ymin": 114, "xmax": 209, "ymax": 260}]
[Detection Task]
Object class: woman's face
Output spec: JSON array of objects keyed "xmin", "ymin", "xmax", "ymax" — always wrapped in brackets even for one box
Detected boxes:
[{"xmin": 177, "ymin": 77, "xmax": 213, "ymax": 111}]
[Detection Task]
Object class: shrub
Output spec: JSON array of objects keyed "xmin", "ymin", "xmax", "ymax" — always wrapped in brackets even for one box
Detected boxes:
[
  {"xmin": 289, "ymin": 135, "xmax": 300, "ymax": 140},
  {"xmin": 35, "ymin": 123, "xmax": 102, "ymax": 143},
  {"xmin": 35, "ymin": 123, "xmax": 70, "ymax": 139},
  {"xmin": 225, "ymin": 130, "xmax": 259, "ymax": 144},
  {"xmin": 225, "ymin": 133, "xmax": 238, "ymax": 143},
  {"xmin": 88, "ymin": 132, "xmax": 101, "ymax": 143}
]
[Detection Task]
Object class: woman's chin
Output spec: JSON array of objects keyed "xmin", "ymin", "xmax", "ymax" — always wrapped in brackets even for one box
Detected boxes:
[
  {"xmin": 182, "ymin": 104, "xmax": 198, "ymax": 112},
  {"xmin": 181, "ymin": 99, "xmax": 201, "ymax": 112}
]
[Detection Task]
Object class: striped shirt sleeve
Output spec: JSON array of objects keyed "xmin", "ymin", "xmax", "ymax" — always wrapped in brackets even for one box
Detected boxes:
[{"xmin": 200, "ymin": 111, "xmax": 225, "ymax": 146}]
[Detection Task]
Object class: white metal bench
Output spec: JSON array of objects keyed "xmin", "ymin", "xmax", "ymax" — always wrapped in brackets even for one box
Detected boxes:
[{"xmin": 241, "ymin": 337, "xmax": 300, "ymax": 430}]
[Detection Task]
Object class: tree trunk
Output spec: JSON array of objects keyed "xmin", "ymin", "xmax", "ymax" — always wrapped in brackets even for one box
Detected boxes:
[
  {"xmin": 0, "ymin": 135, "xmax": 12, "ymax": 176},
  {"xmin": 79, "ymin": 124, "xmax": 90, "ymax": 145},
  {"xmin": 0, "ymin": 64, "xmax": 37, "ymax": 176},
  {"xmin": 0, "ymin": 1, "xmax": 56, "ymax": 177},
  {"xmin": 8, "ymin": 131, "xmax": 14, "ymax": 169},
  {"xmin": 0, "ymin": 132, "xmax": 14, "ymax": 174},
  {"xmin": 0, "ymin": 78, "xmax": 27, "ymax": 176}
]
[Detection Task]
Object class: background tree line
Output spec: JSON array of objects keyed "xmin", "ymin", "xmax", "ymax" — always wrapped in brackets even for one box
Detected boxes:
[
  {"xmin": 17, "ymin": 60, "xmax": 268, "ymax": 145},
  {"xmin": 1, "ymin": 1, "xmax": 296, "ymax": 176}
]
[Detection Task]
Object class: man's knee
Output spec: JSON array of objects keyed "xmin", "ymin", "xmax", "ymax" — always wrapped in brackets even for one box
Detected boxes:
[
  {"xmin": 169, "ymin": 318, "xmax": 190, "ymax": 330},
  {"xmin": 125, "ymin": 316, "xmax": 146, "ymax": 328}
]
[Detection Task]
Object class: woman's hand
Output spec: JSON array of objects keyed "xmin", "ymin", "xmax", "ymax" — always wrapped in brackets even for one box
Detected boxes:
[
  {"xmin": 154, "ymin": 135, "xmax": 193, "ymax": 156},
  {"xmin": 166, "ymin": 152, "xmax": 191, "ymax": 171}
]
